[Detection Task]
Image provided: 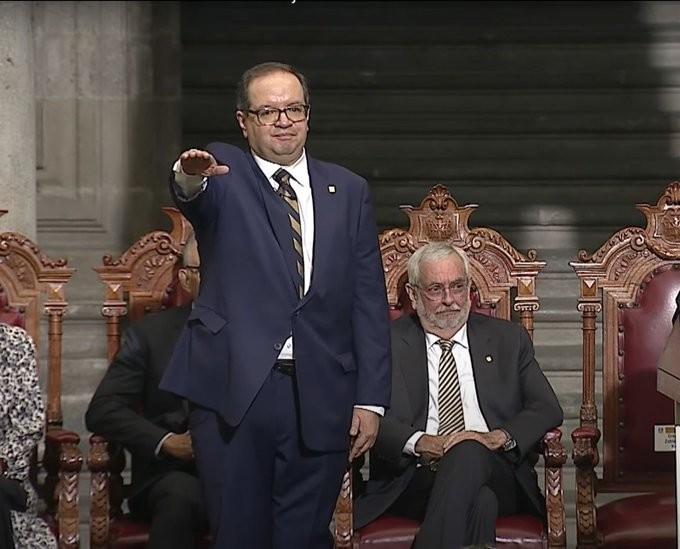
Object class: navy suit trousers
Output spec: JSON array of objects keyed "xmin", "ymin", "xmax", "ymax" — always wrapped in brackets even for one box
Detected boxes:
[{"xmin": 189, "ymin": 369, "xmax": 348, "ymax": 549}]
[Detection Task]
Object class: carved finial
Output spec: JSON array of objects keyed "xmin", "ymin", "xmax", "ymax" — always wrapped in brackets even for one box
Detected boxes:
[
  {"xmin": 426, "ymin": 184, "xmax": 457, "ymax": 212},
  {"xmin": 661, "ymin": 182, "xmax": 680, "ymax": 207},
  {"xmin": 635, "ymin": 182, "xmax": 680, "ymax": 254}
]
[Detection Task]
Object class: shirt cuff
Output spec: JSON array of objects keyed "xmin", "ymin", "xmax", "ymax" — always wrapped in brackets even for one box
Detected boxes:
[
  {"xmin": 353, "ymin": 405, "xmax": 385, "ymax": 417},
  {"xmin": 172, "ymin": 159, "xmax": 207, "ymax": 201},
  {"xmin": 154, "ymin": 432, "xmax": 174, "ymax": 458},
  {"xmin": 403, "ymin": 431, "xmax": 425, "ymax": 456}
]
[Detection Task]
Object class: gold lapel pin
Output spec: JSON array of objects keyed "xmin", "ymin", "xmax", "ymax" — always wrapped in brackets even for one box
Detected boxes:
[
  {"xmin": 485, "ymin": 355, "xmax": 493, "ymax": 363},
  {"xmin": 328, "ymin": 185, "xmax": 336, "ymax": 194}
]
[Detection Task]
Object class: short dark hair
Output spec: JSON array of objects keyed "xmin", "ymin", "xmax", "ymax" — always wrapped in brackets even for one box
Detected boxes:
[{"xmin": 235, "ymin": 62, "xmax": 310, "ymax": 111}]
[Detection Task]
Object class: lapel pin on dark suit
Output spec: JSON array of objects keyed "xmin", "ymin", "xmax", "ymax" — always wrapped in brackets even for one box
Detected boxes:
[
  {"xmin": 485, "ymin": 355, "xmax": 493, "ymax": 364},
  {"xmin": 328, "ymin": 185, "xmax": 336, "ymax": 194}
]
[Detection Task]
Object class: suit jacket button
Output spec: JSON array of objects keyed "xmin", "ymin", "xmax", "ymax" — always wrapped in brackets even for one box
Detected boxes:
[{"xmin": 274, "ymin": 343, "xmax": 282, "ymax": 351}]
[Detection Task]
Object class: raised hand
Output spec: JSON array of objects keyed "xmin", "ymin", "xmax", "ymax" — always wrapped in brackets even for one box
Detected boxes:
[{"xmin": 180, "ymin": 149, "xmax": 230, "ymax": 177}]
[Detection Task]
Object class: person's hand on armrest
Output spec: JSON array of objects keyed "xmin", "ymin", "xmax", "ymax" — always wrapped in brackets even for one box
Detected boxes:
[{"xmin": 160, "ymin": 432, "xmax": 194, "ymax": 462}]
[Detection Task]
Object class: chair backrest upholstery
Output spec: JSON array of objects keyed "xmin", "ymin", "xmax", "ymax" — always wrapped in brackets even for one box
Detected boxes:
[
  {"xmin": 0, "ymin": 286, "xmax": 26, "ymax": 328},
  {"xmin": 570, "ymin": 182, "xmax": 680, "ymax": 492},
  {"xmin": 94, "ymin": 207, "xmax": 193, "ymax": 361},
  {"xmin": 333, "ymin": 185, "xmax": 547, "ymax": 546}
]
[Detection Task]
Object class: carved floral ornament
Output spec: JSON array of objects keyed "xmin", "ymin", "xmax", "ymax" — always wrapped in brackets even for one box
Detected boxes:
[
  {"xmin": 385, "ymin": 184, "xmax": 537, "ymax": 255},
  {"xmin": 102, "ymin": 233, "xmax": 181, "ymax": 268},
  {"xmin": 575, "ymin": 183, "xmax": 680, "ymax": 266},
  {"xmin": 378, "ymin": 186, "xmax": 544, "ymax": 313},
  {"xmin": 640, "ymin": 181, "xmax": 680, "ymax": 258},
  {"xmin": 399, "ymin": 185, "xmax": 477, "ymax": 244}
]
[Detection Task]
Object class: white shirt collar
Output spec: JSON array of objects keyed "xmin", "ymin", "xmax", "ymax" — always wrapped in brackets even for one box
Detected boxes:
[
  {"xmin": 251, "ymin": 149, "xmax": 308, "ymax": 187},
  {"xmin": 425, "ymin": 323, "xmax": 469, "ymax": 350}
]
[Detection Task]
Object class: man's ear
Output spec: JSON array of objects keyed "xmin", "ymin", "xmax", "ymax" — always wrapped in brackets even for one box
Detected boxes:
[
  {"xmin": 177, "ymin": 268, "xmax": 189, "ymax": 293},
  {"xmin": 405, "ymin": 284, "xmax": 417, "ymax": 307},
  {"xmin": 236, "ymin": 111, "xmax": 248, "ymax": 138}
]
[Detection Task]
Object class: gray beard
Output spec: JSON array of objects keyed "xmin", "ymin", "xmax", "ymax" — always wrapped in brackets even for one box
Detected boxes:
[{"xmin": 415, "ymin": 297, "xmax": 471, "ymax": 334}]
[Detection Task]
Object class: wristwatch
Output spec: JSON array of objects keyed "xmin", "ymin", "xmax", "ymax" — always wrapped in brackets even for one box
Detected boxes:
[{"xmin": 499, "ymin": 428, "xmax": 517, "ymax": 452}]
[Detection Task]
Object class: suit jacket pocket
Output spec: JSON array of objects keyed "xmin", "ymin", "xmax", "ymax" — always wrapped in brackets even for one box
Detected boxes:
[{"xmin": 188, "ymin": 305, "xmax": 228, "ymax": 334}]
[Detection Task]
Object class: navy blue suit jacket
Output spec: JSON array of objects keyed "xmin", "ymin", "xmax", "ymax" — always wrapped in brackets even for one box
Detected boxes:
[{"xmin": 160, "ymin": 143, "xmax": 391, "ymax": 452}]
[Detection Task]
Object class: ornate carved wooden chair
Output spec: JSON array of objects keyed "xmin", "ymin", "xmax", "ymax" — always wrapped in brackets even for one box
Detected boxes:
[
  {"xmin": 333, "ymin": 185, "xmax": 567, "ymax": 549},
  {"xmin": 87, "ymin": 207, "xmax": 201, "ymax": 548},
  {"xmin": 570, "ymin": 182, "xmax": 680, "ymax": 548},
  {"xmin": 0, "ymin": 211, "xmax": 80, "ymax": 548}
]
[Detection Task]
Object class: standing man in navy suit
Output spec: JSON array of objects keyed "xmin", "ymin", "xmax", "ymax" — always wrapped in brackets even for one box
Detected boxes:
[{"xmin": 160, "ymin": 62, "xmax": 391, "ymax": 549}]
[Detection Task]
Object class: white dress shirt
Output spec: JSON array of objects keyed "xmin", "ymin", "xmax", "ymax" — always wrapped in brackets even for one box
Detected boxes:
[
  {"xmin": 403, "ymin": 323, "xmax": 489, "ymax": 456},
  {"xmin": 172, "ymin": 150, "xmax": 383, "ymax": 416}
]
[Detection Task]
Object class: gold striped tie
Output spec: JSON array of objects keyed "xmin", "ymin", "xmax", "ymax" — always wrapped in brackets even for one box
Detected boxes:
[
  {"xmin": 437, "ymin": 339, "xmax": 466, "ymax": 435},
  {"xmin": 273, "ymin": 168, "xmax": 304, "ymax": 298}
]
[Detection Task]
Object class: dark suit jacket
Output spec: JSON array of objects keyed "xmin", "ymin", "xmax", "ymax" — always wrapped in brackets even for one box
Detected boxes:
[
  {"xmin": 355, "ymin": 313, "xmax": 564, "ymax": 528},
  {"xmin": 85, "ymin": 306, "xmax": 192, "ymax": 501},
  {"xmin": 160, "ymin": 143, "xmax": 391, "ymax": 452}
]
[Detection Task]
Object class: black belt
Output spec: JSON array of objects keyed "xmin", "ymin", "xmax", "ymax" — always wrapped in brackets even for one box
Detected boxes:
[{"xmin": 273, "ymin": 359, "xmax": 296, "ymax": 377}]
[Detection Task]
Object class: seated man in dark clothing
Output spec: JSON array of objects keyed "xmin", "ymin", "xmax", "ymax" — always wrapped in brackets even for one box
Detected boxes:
[
  {"xmin": 86, "ymin": 233, "xmax": 207, "ymax": 549},
  {"xmin": 355, "ymin": 242, "xmax": 564, "ymax": 549}
]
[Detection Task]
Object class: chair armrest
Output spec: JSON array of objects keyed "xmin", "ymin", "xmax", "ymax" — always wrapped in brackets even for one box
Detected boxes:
[
  {"xmin": 571, "ymin": 426, "xmax": 600, "ymax": 468},
  {"xmin": 88, "ymin": 434, "xmax": 112, "ymax": 549},
  {"xmin": 45, "ymin": 428, "xmax": 80, "ymax": 447},
  {"xmin": 541, "ymin": 428, "xmax": 567, "ymax": 548},
  {"xmin": 542, "ymin": 428, "xmax": 567, "ymax": 467},
  {"xmin": 44, "ymin": 428, "xmax": 82, "ymax": 549},
  {"xmin": 332, "ymin": 462, "xmax": 355, "ymax": 549},
  {"xmin": 571, "ymin": 425, "xmax": 601, "ymax": 547},
  {"xmin": 87, "ymin": 434, "xmax": 110, "ymax": 472}
]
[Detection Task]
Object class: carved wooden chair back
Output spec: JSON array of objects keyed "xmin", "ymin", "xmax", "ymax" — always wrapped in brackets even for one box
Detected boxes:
[
  {"xmin": 0, "ymin": 211, "xmax": 80, "ymax": 548},
  {"xmin": 333, "ymin": 185, "xmax": 568, "ymax": 548},
  {"xmin": 89, "ymin": 207, "xmax": 193, "ymax": 547},
  {"xmin": 570, "ymin": 182, "xmax": 680, "ymax": 546}
]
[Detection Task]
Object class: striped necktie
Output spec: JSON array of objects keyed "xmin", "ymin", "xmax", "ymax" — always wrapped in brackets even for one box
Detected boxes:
[
  {"xmin": 437, "ymin": 339, "xmax": 466, "ymax": 435},
  {"xmin": 273, "ymin": 168, "xmax": 304, "ymax": 298}
]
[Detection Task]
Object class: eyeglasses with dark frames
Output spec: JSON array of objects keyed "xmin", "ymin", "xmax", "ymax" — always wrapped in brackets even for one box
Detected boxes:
[
  {"xmin": 412, "ymin": 279, "xmax": 469, "ymax": 301},
  {"xmin": 245, "ymin": 104, "xmax": 309, "ymax": 126}
]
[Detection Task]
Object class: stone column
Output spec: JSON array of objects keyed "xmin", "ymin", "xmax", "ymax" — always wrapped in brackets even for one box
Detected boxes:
[
  {"xmin": 0, "ymin": 2, "xmax": 36, "ymax": 239},
  {"xmin": 31, "ymin": 0, "xmax": 182, "ymax": 436}
]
